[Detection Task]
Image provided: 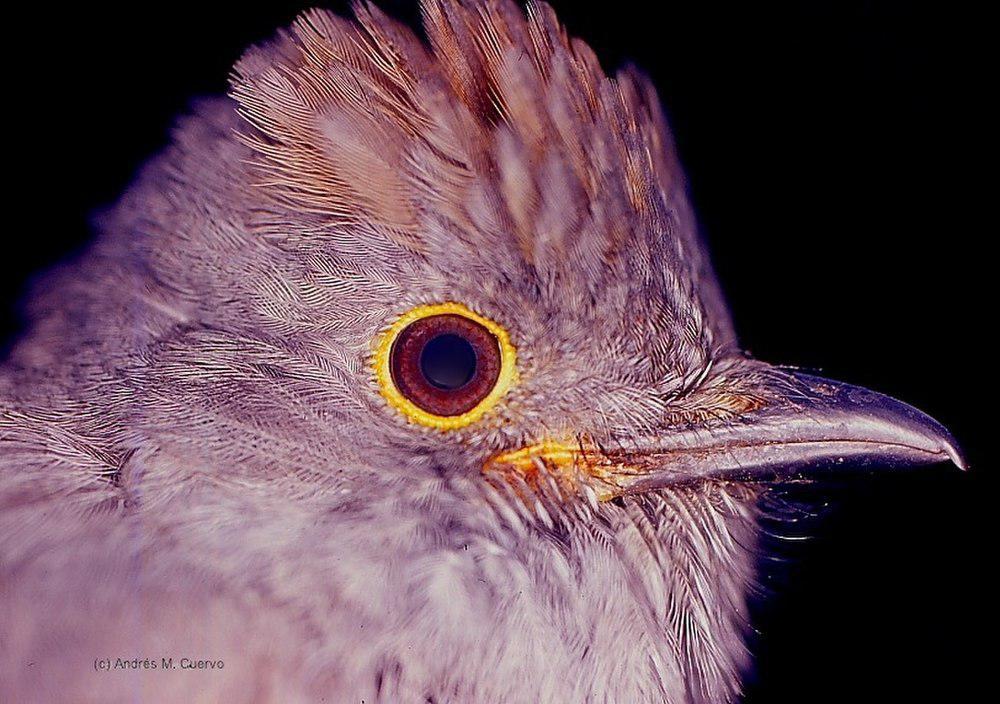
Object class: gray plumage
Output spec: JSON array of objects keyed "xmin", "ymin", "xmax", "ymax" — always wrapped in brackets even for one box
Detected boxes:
[{"xmin": 0, "ymin": 2, "xmax": 962, "ymax": 702}]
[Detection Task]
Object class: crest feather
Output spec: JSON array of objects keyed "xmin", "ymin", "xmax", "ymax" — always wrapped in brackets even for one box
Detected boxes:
[{"xmin": 230, "ymin": 0, "xmax": 694, "ymax": 283}]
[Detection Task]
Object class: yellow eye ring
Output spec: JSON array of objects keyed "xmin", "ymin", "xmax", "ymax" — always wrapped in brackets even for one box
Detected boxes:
[{"xmin": 374, "ymin": 302, "xmax": 518, "ymax": 430}]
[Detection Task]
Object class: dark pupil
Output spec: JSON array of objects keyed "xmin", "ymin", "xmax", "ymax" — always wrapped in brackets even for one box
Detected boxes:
[{"xmin": 420, "ymin": 334, "xmax": 477, "ymax": 390}]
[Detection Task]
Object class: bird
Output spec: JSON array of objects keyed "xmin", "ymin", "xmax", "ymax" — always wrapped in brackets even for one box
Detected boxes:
[{"xmin": 0, "ymin": 1, "xmax": 965, "ymax": 702}]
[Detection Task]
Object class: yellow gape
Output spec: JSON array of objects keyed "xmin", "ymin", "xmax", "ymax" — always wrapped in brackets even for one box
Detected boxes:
[{"xmin": 375, "ymin": 302, "xmax": 518, "ymax": 430}]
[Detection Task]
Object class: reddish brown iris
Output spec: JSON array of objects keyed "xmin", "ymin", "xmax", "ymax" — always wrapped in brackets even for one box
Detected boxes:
[{"xmin": 389, "ymin": 314, "xmax": 502, "ymax": 416}]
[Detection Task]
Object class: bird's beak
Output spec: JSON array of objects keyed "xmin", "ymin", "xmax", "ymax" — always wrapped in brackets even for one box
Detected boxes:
[{"xmin": 485, "ymin": 370, "xmax": 966, "ymax": 501}]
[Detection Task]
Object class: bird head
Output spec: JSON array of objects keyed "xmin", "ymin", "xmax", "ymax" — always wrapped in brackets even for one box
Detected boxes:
[{"xmin": 0, "ymin": 2, "xmax": 966, "ymax": 702}]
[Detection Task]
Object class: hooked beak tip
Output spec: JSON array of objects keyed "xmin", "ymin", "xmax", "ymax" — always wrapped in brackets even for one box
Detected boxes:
[{"xmin": 939, "ymin": 434, "xmax": 969, "ymax": 471}]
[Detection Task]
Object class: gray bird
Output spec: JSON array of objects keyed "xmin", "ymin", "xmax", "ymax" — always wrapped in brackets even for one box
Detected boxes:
[{"xmin": 0, "ymin": 1, "xmax": 964, "ymax": 702}]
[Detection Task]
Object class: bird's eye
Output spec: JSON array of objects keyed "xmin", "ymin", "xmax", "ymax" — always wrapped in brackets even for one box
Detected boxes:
[
  {"xmin": 391, "ymin": 314, "xmax": 499, "ymax": 415},
  {"xmin": 375, "ymin": 303, "xmax": 517, "ymax": 430}
]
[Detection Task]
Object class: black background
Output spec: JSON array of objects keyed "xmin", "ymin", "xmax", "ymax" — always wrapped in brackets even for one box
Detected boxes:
[{"xmin": 4, "ymin": 2, "xmax": 984, "ymax": 701}]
